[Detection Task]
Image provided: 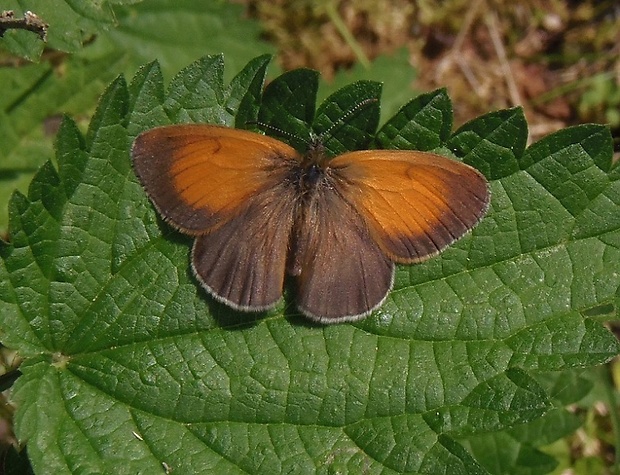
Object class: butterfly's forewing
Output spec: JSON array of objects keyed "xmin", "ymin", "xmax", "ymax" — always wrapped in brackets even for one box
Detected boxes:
[
  {"xmin": 292, "ymin": 186, "xmax": 395, "ymax": 322},
  {"xmin": 331, "ymin": 150, "xmax": 490, "ymax": 263},
  {"xmin": 132, "ymin": 124, "xmax": 299, "ymax": 235},
  {"xmin": 132, "ymin": 124, "xmax": 301, "ymax": 311}
]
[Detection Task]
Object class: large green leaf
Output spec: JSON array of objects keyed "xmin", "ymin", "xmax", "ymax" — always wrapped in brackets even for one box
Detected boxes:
[
  {"xmin": 1, "ymin": 55, "xmax": 618, "ymax": 474},
  {"xmin": 98, "ymin": 0, "xmax": 277, "ymax": 82}
]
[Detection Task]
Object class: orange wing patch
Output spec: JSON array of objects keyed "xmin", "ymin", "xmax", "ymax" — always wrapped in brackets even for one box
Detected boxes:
[{"xmin": 332, "ymin": 150, "xmax": 490, "ymax": 262}]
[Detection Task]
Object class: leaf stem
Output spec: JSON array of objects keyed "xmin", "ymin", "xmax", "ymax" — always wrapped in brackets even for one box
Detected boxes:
[{"xmin": 323, "ymin": 1, "xmax": 370, "ymax": 69}]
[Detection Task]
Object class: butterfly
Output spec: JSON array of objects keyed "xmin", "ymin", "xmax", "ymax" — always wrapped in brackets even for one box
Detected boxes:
[{"xmin": 131, "ymin": 123, "xmax": 490, "ymax": 323}]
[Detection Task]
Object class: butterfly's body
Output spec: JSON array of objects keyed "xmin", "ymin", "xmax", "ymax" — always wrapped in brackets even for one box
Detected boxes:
[
  {"xmin": 288, "ymin": 146, "xmax": 340, "ymax": 273},
  {"xmin": 132, "ymin": 124, "xmax": 489, "ymax": 323}
]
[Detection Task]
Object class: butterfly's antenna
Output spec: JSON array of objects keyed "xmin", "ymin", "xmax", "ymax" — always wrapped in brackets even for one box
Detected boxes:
[
  {"xmin": 246, "ymin": 120, "xmax": 311, "ymax": 146},
  {"xmin": 244, "ymin": 96, "xmax": 379, "ymax": 152},
  {"xmin": 318, "ymin": 97, "xmax": 379, "ymax": 141}
]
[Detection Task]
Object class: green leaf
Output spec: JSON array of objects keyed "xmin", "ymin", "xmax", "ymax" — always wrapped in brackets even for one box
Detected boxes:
[
  {"xmin": 0, "ymin": 52, "xmax": 127, "ymax": 233},
  {"xmin": 376, "ymin": 88, "xmax": 453, "ymax": 151},
  {"xmin": 98, "ymin": 0, "xmax": 276, "ymax": 82},
  {"xmin": 0, "ymin": 0, "xmax": 140, "ymax": 59},
  {"xmin": 534, "ymin": 368, "xmax": 594, "ymax": 406},
  {"xmin": 258, "ymin": 68, "xmax": 320, "ymax": 150},
  {"xmin": 162, "ymin": 55, "xmax": 227, "ymax": 124},
  {"xmin": 447, "ymin": 107, "xmax": 528, "ymax": 179},
  {"xmin": 460, "ymin": 407, "xmax": 583, "ymax": 475},
  {"xmin": 460, "ymin": 371, "xmax": 591, "ymax": 474},
  {"xmin": 313, "ymin": 80, "xmax": 381, "ymax": 156},
  {"xmin": 258, "ymin": 74, "xmax": 382, "ymax": 155},
  {"xmin": 0, "ymin": 30, "xmax": 44, "ymax": 63},
  {"xmin": 126, "ymin": 61, "xmax": 169, "ymax": 135},
  {"xmin": 464, "ymin": 431, "xmax": 558, "ymax": 475},
  {"xmin": 1, "ymin": 55, "xmax": 619, "ymax": 474},
  {"xmin": 230, "ymin": 55, "xmax": 272, "ymax": 129}
]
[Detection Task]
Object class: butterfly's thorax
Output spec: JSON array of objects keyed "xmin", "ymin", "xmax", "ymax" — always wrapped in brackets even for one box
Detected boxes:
[{"xmin": 291, "ymin": 142, "xmax": 335, "ymax": 200}]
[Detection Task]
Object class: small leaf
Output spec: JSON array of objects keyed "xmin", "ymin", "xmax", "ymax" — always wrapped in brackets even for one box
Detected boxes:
[
  {"xmin": 163, "ymin": 55, "xmax": 227, "ymax": 124},
  {"xmin": 127, "ymin": 61, "xmax": 168, "ymax": 134},
  {"xmin": 0, "ymin": 30, "xmax": 44, "ymax": 63},
  {"xmin": 258, "ymin": 68, "xmax": 319, "ymax": 149},
  {"xmin": 376, "ymin": 88, "xmax": 453, "ymax": 151},
  {"xmin": 313, "ymin": 80, "xmax": 381, "ymax": 155},
  {"xmin": 447, "ymin": 107, "xmax": 528, "ymax": 179},
  {"xmin": 464, "ymin": 431, "xmax": 558, "ymax": 475},
  {"xmin": 229, "ymin": 54, "xmax": 272, "ymax": 129}
]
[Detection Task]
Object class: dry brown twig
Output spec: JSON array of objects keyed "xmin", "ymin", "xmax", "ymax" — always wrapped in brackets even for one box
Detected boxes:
[
  {"xmin": 435, "ymin": 0, "xmax": 484, "ymax": 92},
  {"xmin": 0, "ymin": 10, "xmax": 48, "ymax": 41},
  {"xmin": 485, "ymin": 10, "xmax": 521, "ymax": 109}
]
